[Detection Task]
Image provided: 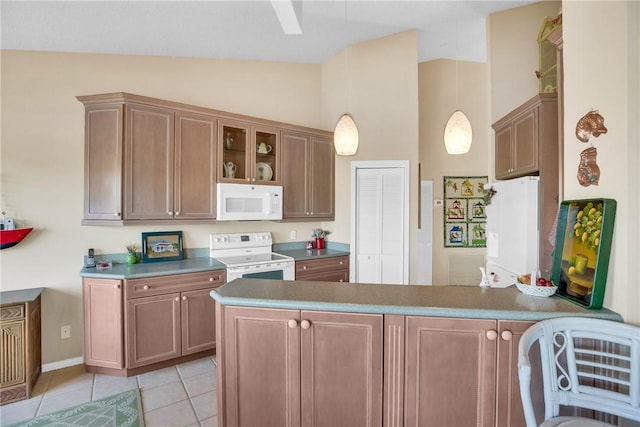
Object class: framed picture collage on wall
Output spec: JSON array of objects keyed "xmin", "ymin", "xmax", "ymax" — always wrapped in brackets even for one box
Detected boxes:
[{"xmin": 443, "ymin": 176, "xmax": 488, "ymax": 248}]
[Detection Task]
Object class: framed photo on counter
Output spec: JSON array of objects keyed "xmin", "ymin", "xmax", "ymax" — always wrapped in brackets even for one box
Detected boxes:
[{"xmin": 141, "ymin": 231, "xmax": 184, "ymax": 263}]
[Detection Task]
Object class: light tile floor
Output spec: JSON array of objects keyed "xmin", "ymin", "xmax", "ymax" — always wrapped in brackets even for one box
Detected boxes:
[{"xmin": 0, "ymin": 356, "xmax": 218, "ymax": 427}]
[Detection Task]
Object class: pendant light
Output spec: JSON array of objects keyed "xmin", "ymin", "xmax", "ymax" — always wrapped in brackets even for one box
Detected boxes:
[
  {"xmin": 444, "ymin": 21, "xmax": 472, "ymax": 155},
  {"xmin": 334, "ymin": 2, "xmax": 359, "ymax": 156},
  {"xmin": 334, "ymin": 113, "xmax": 359, "ymax": 155}
]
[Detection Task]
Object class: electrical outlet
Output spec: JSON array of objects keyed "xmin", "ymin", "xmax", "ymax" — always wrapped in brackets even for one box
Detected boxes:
[
  {"xmin": 61, "ymin": 325, "xmax": 71, "ymax": 340},
  {"xmin": 290, "ymin": 230, "xmax": 297, "ymax": 240}
]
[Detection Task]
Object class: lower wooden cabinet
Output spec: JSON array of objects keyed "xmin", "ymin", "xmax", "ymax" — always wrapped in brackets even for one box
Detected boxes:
[
  {"xmin": 390, "ymin": 316, "xmax": 541, "ymax": 427},
  {"xmin": 295, "ymin": 255, "xmax": 349, "ymax": 282},
  {"xmin": 219, "ymin": 306, "xmax": 382, "ymax": 427},
  {"xmin": 216, "ymin": 306, "xmax": 542, "ymax": 427},
  {"xmin": 83, "ymin": 269, "xmax": 225, "ymax": 376},
  {"xmin": 0, "ymin": 289, "xmax": 42, "ymax": 405}
]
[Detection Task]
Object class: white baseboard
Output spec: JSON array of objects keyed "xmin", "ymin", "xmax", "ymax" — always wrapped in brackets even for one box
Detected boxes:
[{"xmin": 42, "ymin": 356, "xmax": 84, "ymax": 373}]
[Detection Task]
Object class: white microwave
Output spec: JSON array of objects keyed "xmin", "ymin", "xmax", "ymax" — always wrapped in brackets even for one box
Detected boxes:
[{"xmin": 216, "ymin": 183, "xmax": 283, "ymax": 221}]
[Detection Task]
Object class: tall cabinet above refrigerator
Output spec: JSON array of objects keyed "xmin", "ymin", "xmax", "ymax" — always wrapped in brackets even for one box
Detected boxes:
[{"xmin": 485, "ymin": 177, "xmax": 540, "ymax": 287}]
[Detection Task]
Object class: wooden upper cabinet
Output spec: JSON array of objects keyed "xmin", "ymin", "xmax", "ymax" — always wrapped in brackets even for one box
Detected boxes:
[
  {"xmin": 282, "ymin": 132, "xmax": 310, "ymax": 218},
  {"xmin": 281, "ymin": 131, "xmax": 334, "ymax": 221},
  {"xmin": 124, "ymin": 104, "xmax": 175, "ymax": 220},
  {"xmin": 218, "ymin": 121, "xmax": 281, "ymax": 185},
  {"xmin": 174, "ymin": 112, "xmax": 217, "ymax": 219},
  {"xmin": 492, "ymin": 94, "xmax": 557, "ymax": 180},
  {"xmin": 78, "ymin": 92, "xmax": 333, "ymax": 225},
  {"xmin": 309, "ymin": 135, "xmax": 334, "ymax": 219},
  {"xmin": 83, "ymin": 104, "xmax": 124, "ymax": 222}
]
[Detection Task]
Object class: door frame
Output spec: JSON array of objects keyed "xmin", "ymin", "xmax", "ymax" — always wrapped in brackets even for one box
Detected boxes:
[{"xmin": 350, "ymin": 160, "xmax": 410, "ymax": 284}]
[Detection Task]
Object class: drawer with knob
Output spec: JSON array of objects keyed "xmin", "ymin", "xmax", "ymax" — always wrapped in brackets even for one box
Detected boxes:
[
  {"xmin": 295, "ymin": 255, "xmax": 349, "ymax": 282},
  {"xmin": 125, "ymin": 270, "xmax": 226, "ymax": 299}
]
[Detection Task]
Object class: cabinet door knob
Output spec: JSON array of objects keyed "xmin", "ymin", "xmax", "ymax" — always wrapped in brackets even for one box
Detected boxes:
[
  {"xmin": 182, "ymin": 296, "xmax": 187, "ymax": 301},
  {"xmin": 209, "ymin": 277, "xmax": 214, "ymax": 282},
  {"xmin": 114, "ymin": 284, "xmax": 121, "ymax": 289},
  {"xmin": 339, "ymin": 279, "xmax": 344, "ymax": 282},
  {"xmin": 486, "ymin": 330, "xmax": 498, "ymax": 340},
  {"xmin": 501, "ymin": 330, "xmax": 513, "ymax": 341},
  {"xmin": 175, "ymin": 211, "xmax": 180, "ymax": 216},
  {"xmin": 301, "ymin": 320, "xmax": 311, "ymax": 330},
  {"xmin": 302, "ymin": 266, "xmax": 308, "ymax": 270},
  {"xmin": 339, "ymin": 261, "xmax": 344, "ymax": 265},
  {"xmin": 143, "ymin": 285, "xmax": 150, "ymax": 290},
  {"xmin": 168, "ymin": 211, "xmax": 173, "ymax": 216},
  {"xmin": 114, "ymin": 212, "xmax": 121, "ymax": 217},
  {"xmin": 175, "ymin": 297, "xmax": 179, "ymax": 302},
  {"xmin": 287, "ymin": 319, "xmax": 298, "ymax": 328}
]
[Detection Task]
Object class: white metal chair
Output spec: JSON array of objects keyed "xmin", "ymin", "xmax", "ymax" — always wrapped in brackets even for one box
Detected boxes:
[{"xmin": 518, "ymin": 317, "xmax": 640, "ymax": 427}]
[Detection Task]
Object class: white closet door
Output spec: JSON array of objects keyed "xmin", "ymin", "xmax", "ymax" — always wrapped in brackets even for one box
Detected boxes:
[
  {"xmin": 380, "ymin": 169, "xmax": 404, "ymax": 284},
  {"xmin": 355, "ymin": 169, "xmax": 381, "ymax": 284},
  {"xmin": 354, "ymin": 166, "xmax": 406, "ymax": 284}
]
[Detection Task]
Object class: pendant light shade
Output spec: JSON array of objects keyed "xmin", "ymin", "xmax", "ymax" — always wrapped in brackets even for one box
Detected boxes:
[
  {"xmin": 444, "ymin": 110, "xmax": 472, "ymax": 155},
  {"xmin": 334, "ymin": 113, "xmax": 359, "ymax": 156}
]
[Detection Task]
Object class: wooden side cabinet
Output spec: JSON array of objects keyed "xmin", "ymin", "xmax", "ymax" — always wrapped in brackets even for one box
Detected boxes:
[
  {"xmin": 83, "ymin": 269, "xmax": 225, "ymax": 376},
  {"xmin": 83, "ymin": 278, "xmax": 124, "ymax": 369},
  {"xmin": 492, "ymin": 94, "xmax": 558, "ymax": 180},
  {"xmin": 281, "ymin": 131, "xmax": 335, "ymax": 221},
  {"xmin": 219, "ymin": 306, "xmax": 382, "ymax": 427},
  {"xmin": 0, "ymin": 288, "xmax": 43, "ymax": 405},
  {"xmin": 295, "ymin": 255, "xmax": 349, "ymax": 282}
]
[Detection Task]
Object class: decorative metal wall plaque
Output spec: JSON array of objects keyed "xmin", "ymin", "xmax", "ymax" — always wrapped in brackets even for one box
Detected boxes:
[
  {"xmin": 577, "ymin": 146, "xmax": 601, "ymax": 186},
  {"xmin": 443, "ymin": 176, "xmax": 488, "ymax": 248},
  {"xmin": 575, "ymin": 110, "xmax": 607, "ymax": 143}
]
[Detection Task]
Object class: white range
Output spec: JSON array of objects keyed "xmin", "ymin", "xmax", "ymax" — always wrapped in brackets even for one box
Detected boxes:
[{"xmin": 210, "ymin": 232, "xmax": 295, "ymax": 282}]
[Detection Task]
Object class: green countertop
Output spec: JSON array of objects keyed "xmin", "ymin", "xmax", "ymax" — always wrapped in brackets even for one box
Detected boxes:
[
  {"xmin": 275, "ymin": 248, "xmax": 349, "ymax": 260},
  {"xmin": 0, "ymin": 287, "xmax": 44, "ymax": 305},
  {"xmin": 210, "ymin": 279, "xmax": 623, "ymax": 321},
  {"xmin": 79, "ymin": 257, "xmax": 227, "ymax": 279},
  {"xmin": 78, "ymin": 248, "xmax": 350, "ymax": 279}
]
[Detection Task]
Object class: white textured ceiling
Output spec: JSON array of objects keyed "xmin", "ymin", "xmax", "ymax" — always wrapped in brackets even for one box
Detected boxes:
[{"xmin": 1, "ymin": 0, "xmax": 536, "ymax": 64}]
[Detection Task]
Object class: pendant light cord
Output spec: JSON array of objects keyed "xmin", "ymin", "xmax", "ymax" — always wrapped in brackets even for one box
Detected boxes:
[{"xmin": 455, "ymin": 19, "xmax": 459, "ymax": 108}]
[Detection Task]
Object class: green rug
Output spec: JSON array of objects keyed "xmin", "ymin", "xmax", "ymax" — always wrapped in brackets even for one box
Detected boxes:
[{"xmin": 7, "ymin": 389, "xmax": 144, "ymax": 427}]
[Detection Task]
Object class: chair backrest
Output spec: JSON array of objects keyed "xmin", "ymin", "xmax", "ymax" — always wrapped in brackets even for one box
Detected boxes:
[{"xmin": 518, "ymin": 317, "xmax": 640, "ymax": 426}]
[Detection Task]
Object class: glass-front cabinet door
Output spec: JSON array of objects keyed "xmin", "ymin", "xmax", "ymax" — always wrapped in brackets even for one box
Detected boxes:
[
  {"xmin": 218, "ymin": 120, "xmax": 280, "ymax": 185},
  {"xmin": 218, "ymin": 121, "xmax": 249, "ymax": 182},
  {"xmin": 253, "ymin": 125, "xmax": 279, "ymax": 185}
]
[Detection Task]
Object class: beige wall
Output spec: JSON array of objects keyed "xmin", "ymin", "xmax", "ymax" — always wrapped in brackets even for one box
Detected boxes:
[
  {"xmin": 486, "ymin": 0, "xmax": 639, "ymax": 324},
  {"xmin": 562, "ymin": 1, "xmax": 640, "ymax": 325},
  {"xmin": 418, "ymin": 59, "xmax": 489, "ymax": 285},
  {"xmin": 1, "ymin": 30, "xmax": 420, "ymax": 366},
  {"xmin": 488, "ymin": 1, "xmax": 562, "ymax": 122},
  {"xmin": 1, "ymin": 1, "xmax": 638, "ymax": 370},
  {"xmin": 321, "ymin": 31, "xmax": 420, "ymax": 282},
  {"xmin": 0, "ymin": 51, "xmax": 328, "ymax": 365}
]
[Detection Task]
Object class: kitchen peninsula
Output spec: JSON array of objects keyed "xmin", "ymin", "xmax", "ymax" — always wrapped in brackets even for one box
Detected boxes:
[{"xmin": 211, "ymin": 279, "xmax": 622, "ymax": 427}]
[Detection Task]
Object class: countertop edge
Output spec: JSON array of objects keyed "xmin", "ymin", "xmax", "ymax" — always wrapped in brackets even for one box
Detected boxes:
[{"xmin": 209, "ymin": 283, "xmax": 624, "ymax": 322}]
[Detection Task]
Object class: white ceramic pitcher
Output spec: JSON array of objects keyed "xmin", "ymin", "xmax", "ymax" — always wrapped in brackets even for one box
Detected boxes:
[{"xmin": 224, "ymin": 161, "xmax": 237, "ymax": 178}]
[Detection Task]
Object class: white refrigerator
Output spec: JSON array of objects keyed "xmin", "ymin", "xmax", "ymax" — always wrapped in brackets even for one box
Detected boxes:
[{"xmin": 485, "ymin": 176, "xmax": 539, "ymax": 287}]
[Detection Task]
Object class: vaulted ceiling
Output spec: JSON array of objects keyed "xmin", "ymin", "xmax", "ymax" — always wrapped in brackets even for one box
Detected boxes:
[{"xmin": 1, "ymin": 1, "xmax": 536, "ymax": 64}]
